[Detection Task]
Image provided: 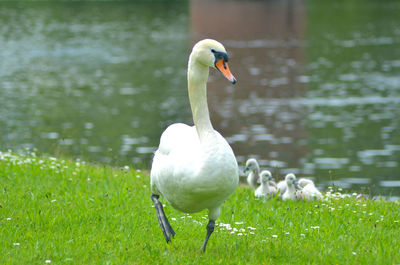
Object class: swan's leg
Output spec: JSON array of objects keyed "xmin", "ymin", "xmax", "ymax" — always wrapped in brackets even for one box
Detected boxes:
[
  {"xmin": 151, "ymin": 193, "xmax": 175, "ymax": 243},
  {"xmin": 200, "ymin": 220, "xmax": 215, "ymax": 252}
]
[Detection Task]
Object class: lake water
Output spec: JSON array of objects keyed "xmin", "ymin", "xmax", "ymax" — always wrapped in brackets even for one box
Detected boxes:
[{"xmin": 1, "ymin": 0, "xmax": 400, "ymax": 198}]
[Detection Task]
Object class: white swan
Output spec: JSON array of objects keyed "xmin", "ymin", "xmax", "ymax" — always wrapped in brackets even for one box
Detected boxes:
[
  {"xmin": 282, "ymin": 173, "xmax": 302, "ymax": 201},
  {"xmin": 150, "ymin": 39, "xmax": 239, "ymax": 252},
  {"xmin": 255, "ymin": 170, "xmax": 277, "ymax": 198},
  {"xmin": 278, "ymin": 177, "xmax": 313, "ymax": 197},
  {"xmin": 244, "ymin": 158, "xmax": 276, "ymax": 190},
  {"xmin": 244, "ymin": 158, "xmax": 260, "ymax": 190},
  {"xmin": 282, "ymin": 174, "xmax": 322, "ymax": 201}
]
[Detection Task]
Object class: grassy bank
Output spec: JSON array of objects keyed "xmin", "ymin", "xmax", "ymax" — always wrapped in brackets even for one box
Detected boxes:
[{"xmin": 1, "ymin": 151, "xmax": 399, "ymax": 264}]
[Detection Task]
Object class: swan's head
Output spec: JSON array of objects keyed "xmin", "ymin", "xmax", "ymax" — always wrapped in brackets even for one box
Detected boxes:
[
  {"xmin": 243, "ymin": 158, "xmax": 259, "ymax": 174},
  {"xmin": 260, "ymin": 170, "xmax": 273, "ymax": 183},
  {"xmin": 285, "ymin": 173, "xmax": 299, "ymax": 186},
  {"xmin": 191, "ymin": 39, "xmax": 236, "ymax": 84}
]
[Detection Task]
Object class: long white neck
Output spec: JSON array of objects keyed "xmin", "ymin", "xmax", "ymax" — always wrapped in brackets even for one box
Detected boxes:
[
  {"xmin": 260, "ymin": 180, "xmax": 270, "ymax": 193},
  {"xmin": 253, "ymin": 164, "xmax": 260, "ymax": 176},
  {"xmin": 249, "ymin": 165, "xmax": 260, "ymax": 188},
  {"xmin": 248, "ymin": 172, "xmax": 257, "ymax": 190},
  {"xmin": 187, "ymin": 54, "xmax": 214, "ymax": 141}
]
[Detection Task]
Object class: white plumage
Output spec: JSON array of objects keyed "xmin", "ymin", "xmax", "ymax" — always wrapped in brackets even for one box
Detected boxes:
[
  {"xmin": 244, "ymin": 158, "xmax": 260, "ymax": 190},
  {"xmin": 282, "ymin": 173, "xmax": 322, "ymax": 201},
  {"xmin": 299, "ymin": 179, "xmax": 322, "ymax": 200},
  {"xmin": 282, "ymin": 173, "xmax": 302, "ymax": 201},
  {"xmin": 255, "ymin": 170, "xmax": 277, "ymax": 198},
  {"xmin": 150, "ymin": 39, "xmax": 239, "ymax": 251},
  {"xmin": 298, "ymin": 178, "xmax": 313, "ymax": 188},
  {"xmin": 276, "ymin": 180, "xmax": 287, "ymax": 197},
  {"xmin": 244, "ymin": 158, "xmax": 276, "ymax": 190},
  {"xmin": 151, "ymin": 124, "xmax": 238, "ymax": 213}
]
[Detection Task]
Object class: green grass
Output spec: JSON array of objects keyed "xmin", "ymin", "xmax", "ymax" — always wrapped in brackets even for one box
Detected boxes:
[{"xmin": 1, "ymin": 151, "xmax": 399, "ymax": 264}]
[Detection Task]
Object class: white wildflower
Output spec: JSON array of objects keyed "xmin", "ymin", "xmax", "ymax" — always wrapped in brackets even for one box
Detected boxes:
[{"xmin": 272, "ymin": 235, "xmax": 278, "ymax": 238}]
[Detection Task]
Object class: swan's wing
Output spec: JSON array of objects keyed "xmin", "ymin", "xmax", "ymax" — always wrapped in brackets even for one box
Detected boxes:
[
  {"xmin": 150, "ymin": 123, "xmax": 200, "ymax": 195},
  {"xmin": 157, "ymin": 123, "xmax": 199, "ymax": 156},
  {"xmin": 303, "ymin": 184, "xmax": 322, "ymax": 200},
  {"xmin": 298, "ymin": 178, "xmax": 314, "ymax": 188},
  {"xmin": 151, "ymin": 124, "xmax": 238, "ymax": 212}
]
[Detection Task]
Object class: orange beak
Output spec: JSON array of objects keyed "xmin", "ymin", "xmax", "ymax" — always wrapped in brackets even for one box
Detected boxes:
[{"xmin": 215, "ymin": 59, "xmax": 237, "ymax": 84}]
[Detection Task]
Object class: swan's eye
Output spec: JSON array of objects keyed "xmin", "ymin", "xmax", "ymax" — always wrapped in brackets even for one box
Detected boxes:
[{"xmin": 212, "ymin": 50, "xmax": 229, "ymax": 63}]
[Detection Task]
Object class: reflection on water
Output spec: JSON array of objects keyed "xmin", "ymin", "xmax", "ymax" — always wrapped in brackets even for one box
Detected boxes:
[
  {"xmin": 193, "ymin": 0, "xmax": 400, "ymax": 198},
  {"xmin": 0, "ymin": 2, "xmax": 190, "ymax": 165},
  {"xmin": 1, "ymin": 0, "xmax": 400, "ymax": 197}
]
